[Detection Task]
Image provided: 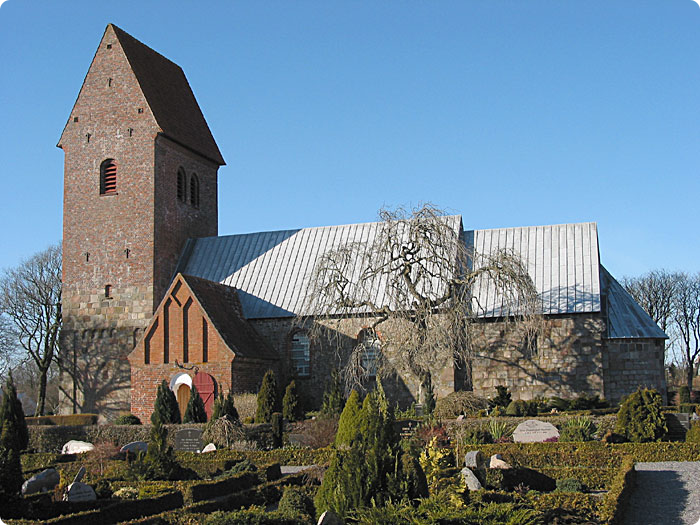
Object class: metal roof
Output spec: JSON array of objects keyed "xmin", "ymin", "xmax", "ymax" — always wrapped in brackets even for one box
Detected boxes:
[
  {"xmin": 600, "ymin": 266, "xmax": 668, "ymax": 339},
  {"xmin": 467, "ymin": 222, "xmax": 601, "ymax": 317},
  {"xmin": 177, "ymin": 216, "xmax": 463, "ymax": 319}
]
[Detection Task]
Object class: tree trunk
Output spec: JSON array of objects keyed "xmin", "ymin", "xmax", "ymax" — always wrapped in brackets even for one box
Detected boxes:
[
  {"xmin": 36, "ymin": 365, "xmax": 48, "ymax": 416},
  {"xmin": 687, "ymin": 365, "xmax": 694, "ymax": 393}
]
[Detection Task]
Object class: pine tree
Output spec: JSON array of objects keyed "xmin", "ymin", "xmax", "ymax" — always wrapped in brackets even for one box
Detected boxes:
[
  {"xmin": 334, "ymin": 390, "xmax": 362, "ymax": 448},
  {"xmin": 144, "ymin": 413, "xmax": 179, "ymax": 480},
  {"xmin": 151, "ymin": 380, "xmax": 181, "ymax": 425},
  {"xmin": 0, "ymin": 373, "xmax": 28, "ymax": 451},
  {"xmin": 255, "ymin": 370, "xmax": 278, "ymax": 423},
  {"xmin": 183, "ymin": 384, "xmax": 207, "ymax": 423},
  {"xmin": 423, "ymin": 375, "xmax": 436, "ymax": 416},
  {"xmin": 282, "ymin": 380, "xmax": 302, "ymax": 422}
]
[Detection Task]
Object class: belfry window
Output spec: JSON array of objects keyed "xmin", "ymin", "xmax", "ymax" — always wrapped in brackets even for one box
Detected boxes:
[
  {"xmin": 100, "ymin": 159, "xmax": 117, "ymax": 194},
  {"xmin": 177, "ymin": 167, "xmax": 186, "ymax": 202},
  {"xmin": 189, "ymin": 174, "xmax": 200, "ymax": 208},
  {"xmin": 290, "ymin": 332, "xmax": 310, "ymax": 377}
]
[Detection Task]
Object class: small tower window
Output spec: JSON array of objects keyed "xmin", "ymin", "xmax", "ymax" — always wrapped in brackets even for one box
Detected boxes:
[
  {"xmin": 104, "ymin": 284, "xmax": 112, "ymax": 298},
  {"xmin": 189, "ymin": 174, "xmax": 200, "ymax": 208},
  {"xmin": 177, "ymin": 167, "xmax": 186, "ymax": 202},
  {"xmin": 290, "ymin": 332, "xmax": 311, "ymax": 377},
  {"xmin": 100, "ymin": 159, "xmax": 117, "ymax": 195}
]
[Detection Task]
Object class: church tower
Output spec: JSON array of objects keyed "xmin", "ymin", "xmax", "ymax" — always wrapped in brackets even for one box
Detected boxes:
[{"xmin": 58, "ymin": 25, "xmax": 224, "ymax": 418}]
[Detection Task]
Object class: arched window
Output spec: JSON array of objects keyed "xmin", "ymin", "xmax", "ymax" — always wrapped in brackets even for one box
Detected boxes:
[
  {"xmin": 290, "ymin": 332, "xmax": 310, "ymax": 377},
  {"xmin": 189, "ymin": 174, "xmax": 199, "ymax": 208},
  {"xmin": 100, "ymin": 159, "xmax": 117, "ymax": 194},
  {"xmin": 177, "ymin": 167, "xmax": 186, "ymax": 202},
  {"xmin": 360, "ymin": 329, "xmax": 380, "ymax": 377}
]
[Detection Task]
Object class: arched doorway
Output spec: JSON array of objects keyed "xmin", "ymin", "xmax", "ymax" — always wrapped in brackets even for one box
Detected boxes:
[
  {"xmin": 176, "ymin": 384, "xmax": 190, "ymax": 421},
  {"xmin": 169, "ymin": 373, "xmax": 192, "ymax": 421}
]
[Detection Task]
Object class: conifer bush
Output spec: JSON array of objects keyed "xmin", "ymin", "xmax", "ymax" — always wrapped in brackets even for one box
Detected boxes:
[
  {"xmin": 0, "ymin": 373, "xmax": 29, "ymax": 451},
  {"xmin": 115, "ymin": 413, "xmax": 142, "ymax": 425},
  {"xmin": 271, "ymin": 412, "xmax": 283, "ymax": 448},
  {"xmin": 277, "ymin": 485, "xmax": 315, "ymax": 520},
  {"xmin": 614, "ymin": 388, "xmax": 667, "ymax": 443},
  {"xmin": 184, "ymin": 384, "xmax": 208, "ymax": 423},
  {"xmin": 334, "ymin": 390, "xmax": 362, "ymax": 448},
  {"xmin": 255, "ymin": 370, "xmax": 278, "ymax": 424},
  {"xmin": 559, "ymin": 416, "xmax": 597, "ymax": 442},
  {"xmin": 320, "ymin": 369, "xmax": 345, "ymax": 417},
  {"xmin": 211, "ymin": 390, "xmax": 239, "ymax": 422},
  {"xmin": 680, "ymin": 385, "xmax": 691, "ymax": 405},
  {"xmin": 686, "ymin": 422, "xmax": 700, "ymax": 443},
  {"xmin": 151, "ymin": 380, "xmax": 181, "ymax": 424},
  {"xmin": 282, "ymin": 380, "xmax": 302, "ymax": 422},
  {"xmin": 489, "ymin": 385, "xmax": 512, "ymax": 409}
]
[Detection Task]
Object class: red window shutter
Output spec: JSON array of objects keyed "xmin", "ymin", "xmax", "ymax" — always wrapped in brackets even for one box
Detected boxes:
[
  {"xmin": 193, "ymin": 372, "xmax": 216, "ymax": 419},
  {"xmin": 103, "ymin": 161, "xmax": 117, "ymax": 193}
]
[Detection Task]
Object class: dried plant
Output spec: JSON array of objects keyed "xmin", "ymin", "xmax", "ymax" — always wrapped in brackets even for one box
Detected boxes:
[
  {"xmin": 202, "ymin": 415, "xmax": 246, "ymax": 449},
  {"xmin": 87, "ymin": 440, "xmax": 120, "ymax": 476},
  {"xmin": 301, "ymin": 203, "xmax": 542, "ymax": 400},
  {"xmin": 234, "ymin": 393, "xmax": 258, "ymax": 422}
]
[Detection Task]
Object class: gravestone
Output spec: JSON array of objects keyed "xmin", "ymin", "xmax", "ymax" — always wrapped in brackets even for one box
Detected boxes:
[
  {"xmin": 22, "ymin": 468, "xmax": 60, "ymax": 495},
  {"xmin": 61, "ymin": 440, "xmax": 95, "ymax": 454},
  {"xmin": 460, "ymin": 467, "xmax": 483, "ymax": 491},
  {"xmin": 64, "ymin": 482, "xmax": 96, "ymax": 502},
  {"xmin": 512, "ymin": 419, "xmax": 560, "ymax": 443},
  {"xmin": 464, "ymin": 450, "xmax": 486, "ymax": 470},
  {"xmin": 174, "ymin": 428, "xmax": 203, "ymax": 452},
  {"xmin": 120, "ymin": 441, "xmax": 148, "ymax": 453},
  {"xmin": 317, "ymin": 510, "xmax": 344, "ymax": 525},
  {"xmin": 489, "ymin": 453, "xmax": 512, "ymax": 469},
  {"xmin": 201, "ymin": 443, "xmax": 216, "ymax": 453},
  {"xmin": 72, "ymin": 466, "xmax": 86, "ymax": 483}
]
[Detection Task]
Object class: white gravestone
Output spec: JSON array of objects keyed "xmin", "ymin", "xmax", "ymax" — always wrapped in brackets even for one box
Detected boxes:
[
  {"xmin": 120, "ymin": 441, "xmax": 148, "ymax": 453},
  {"xmin": 61, "ymin": 440, "xmax": 95, "ymax": 454},
  {"xmin": 512, "ymin": 419, "xmax": 560, "ymax": 443},
  {"xmin": 22, "ymin": 468, "xmax": 60, "ymax": 495},
  {"xmin": 201, "ymin": 443, "xmax": 217, "ymax": 453},
  {"xmin": 64, "ymin": 482, "xmax": 96, "ymax": 502}
]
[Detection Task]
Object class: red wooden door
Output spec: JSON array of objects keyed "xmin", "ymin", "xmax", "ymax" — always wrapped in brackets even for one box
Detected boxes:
[{"xmin": 193, "ymin": 372, "xmax": 217, "ymax": 420}]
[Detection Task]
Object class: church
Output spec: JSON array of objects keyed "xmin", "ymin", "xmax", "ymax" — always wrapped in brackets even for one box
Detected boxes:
[{"xmin": 57, "ymin": 25, "xmax": 667, "ymax": 422}]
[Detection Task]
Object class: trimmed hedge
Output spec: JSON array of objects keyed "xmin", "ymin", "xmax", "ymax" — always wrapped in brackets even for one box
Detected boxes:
[
  {"xmin": 599, "ymin": 455, "xmax": 636, "ymax": 524},
  {"xmin": 528, "ymin": 492, "xmax": 600, "ymax": 522},
  {"xmin": 26, "ymin": 414, "xmax": 99, "ymax": 426},
  {"xmin": 28, "ymin": 423, "xmax": 277, "ymax": 453},
  {"xmin": 185, "ymin": 471, "xmax": 260, "ymax": 503}
]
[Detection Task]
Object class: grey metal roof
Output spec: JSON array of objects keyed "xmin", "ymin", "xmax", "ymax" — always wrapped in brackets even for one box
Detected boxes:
[
  {"xmin": 600, "ymin": 266, "xmax": 668, "ymax": 339},
  {"xmin": 467, "ymin": 222, "xmax": 601, "ymax": 317},
  {"xmin": 177, "ymin": 216, "xmax": 463, "ymax": 319}
]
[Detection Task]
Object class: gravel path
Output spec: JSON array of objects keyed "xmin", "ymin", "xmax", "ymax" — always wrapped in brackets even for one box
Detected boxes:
[{"xmin": 622, "ymin": 462, "xmax": 700, "ymax": 525}]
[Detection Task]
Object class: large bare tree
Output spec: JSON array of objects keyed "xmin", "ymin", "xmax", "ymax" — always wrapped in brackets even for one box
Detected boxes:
[
  {"xmin": 673, "ymin": 273, "xmax": 700, "ymax": 390},
  {"xmin": 302, "ymin": 204, "xmax": 540, "ymax": 400},
  {"xmin": 0, "ymin": 244, "xmax": 62, "ymax": 415},
  {"xmin": 622, "ymin": 269, "xmax": 679, "ymax": 333}
]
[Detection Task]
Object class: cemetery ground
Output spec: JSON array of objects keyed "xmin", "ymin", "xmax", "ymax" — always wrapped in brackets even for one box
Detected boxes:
[{"xmin": 3, "ymin": 385, "xmax": 700, "ymax": 524}]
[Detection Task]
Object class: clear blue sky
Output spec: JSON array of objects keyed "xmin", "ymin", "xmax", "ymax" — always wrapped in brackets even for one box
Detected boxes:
[{"xmin": 0, "ymin": 0, "xmax": 698, "ymax": 279}]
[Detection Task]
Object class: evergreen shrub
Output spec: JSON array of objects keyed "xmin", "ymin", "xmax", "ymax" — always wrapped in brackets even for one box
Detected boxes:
[
  {"xmin": 556, "ymin": 477, "xmax": 586, "ymax": 493},
  {"xmin": 680, "ymin": 385, "xmax": 691, "ymax": 405},
  {"xmin": 184, "ymin": 385, "xmax": 208, "ymax": 423},
  {"xmin": 211, "ymin": 391, "xmax": 240, "ymax": 422},
  {"xmin": 614, "ymin": 388, "xmax": 667, "ymax": 443},
  {"xmin": 151, "ymin": 380, "xmax": 181, "ymax": 425},
  {"xmin": 0, "ymin": 373, "xmax": 29, "ymax": 450},
  {"xmin": 320, "ymin": 370, "xmax": 345, "ymax": 418},
  {"xmin": 489, "ymin": 386, "xmax": 512, "ymax": 409},
  {"xmin": 115, "ymin": 414, "xmax": 142, "ymax": 425},
  {"xmin": 686, "ymin": 422, "xmax": 700, "ymax": 444},
  {"xmin": 505, "ymin": 400, "xmax": 528, "ymax": 417},
  {"xmin": 282, "ymin": 381, "xmax": 302, "ymax": 422},
  {"xmin": 271, "ymin": 412, "xmax": 283, "ymax": 448},
  {"xmin": 256, "ymin": 370, "xmax": 278, "ymax": 424},
  {"xmin": 277, "ymin": 486, "xmax": 315, "ymax": 520},
  {"xmin": 334, "ymin": 390, "xmax": 362, "ymax": 448},
  {"xmin": 559, "ymin": 416, "xmax": 597, "ymax": 442}
]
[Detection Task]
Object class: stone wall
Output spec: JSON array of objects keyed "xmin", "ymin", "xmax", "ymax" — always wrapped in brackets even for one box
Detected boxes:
[
  {"xmin": 470, "ymin": 313, "xmax": 606, "ymax": 401},
  {"xmin": 603, "ymin": 338, "xmax": 666, "ymax": 403}
]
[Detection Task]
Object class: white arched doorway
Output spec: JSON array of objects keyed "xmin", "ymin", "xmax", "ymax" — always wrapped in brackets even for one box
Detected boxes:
[{"xmin": 169, "ymin": 373, "xmax": 192, "ymax": 421}]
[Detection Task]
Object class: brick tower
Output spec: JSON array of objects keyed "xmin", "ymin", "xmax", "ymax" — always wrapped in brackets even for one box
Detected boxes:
[{"xmin": 58, "ymin": 25, "xmax": 224, "ymax": 419}]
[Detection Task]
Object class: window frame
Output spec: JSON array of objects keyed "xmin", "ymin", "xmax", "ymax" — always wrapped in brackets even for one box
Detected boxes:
[
  {"xmin": 289, "ymin": 330, "xmax": 311, "ymax": 378},
  {"xmin": 99, "ymin": 158, "xmax": 118, "ymax": 195}
]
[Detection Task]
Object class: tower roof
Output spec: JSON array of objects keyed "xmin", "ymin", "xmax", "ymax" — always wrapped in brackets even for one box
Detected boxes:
[{"xmin": 110, "ymin": 25, "xmax": 225, "ymax": 165}]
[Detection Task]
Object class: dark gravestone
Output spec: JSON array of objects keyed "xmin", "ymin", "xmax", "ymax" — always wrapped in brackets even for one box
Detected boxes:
[
  {"xmin": 665, "ymin": 413, "xmax": 690, "ymax": 441},
  {"xmin": 174, "ymin": 428, "xmax": 203, "ymax": 452}
]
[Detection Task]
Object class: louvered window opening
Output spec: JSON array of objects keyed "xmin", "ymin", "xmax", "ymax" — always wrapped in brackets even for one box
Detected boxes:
[
  {"xmin": 177, "ymin": 167, "xmax": 186, "ymax": 202},
  {"xmin": 100, "ymin": 159, "xmax": 117, "ymax": 194},
  {"xmin": 190, "ymin": 174, "xmax": 199, "ymax": 208},
  {"xmin": 291, "ymin": 333, "xmax": 310, "ymax": 376}
]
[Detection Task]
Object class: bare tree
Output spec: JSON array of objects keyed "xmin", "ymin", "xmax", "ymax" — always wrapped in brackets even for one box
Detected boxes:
[
  {"xmin": 673, "ymin": 273, "xmax": 700, "ymax": 390},
  {"xmin": 622, "ymin": 269, "xmax": 679, "ymax": 333},
  {"xmin": 0, "ymin": 244, "xmax": 62, "ymax": 415},
  {"xmin": 0, "ymin": 315, "xmax": 21, "ymax": 377},
  {"xmin": 302, "ymin": 204, "xmax": 540, "ymax": 400}
]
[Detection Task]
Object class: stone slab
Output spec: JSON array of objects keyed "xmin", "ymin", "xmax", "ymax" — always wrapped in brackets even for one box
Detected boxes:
[
  {"xmin": 174, "ymin": 428, "xmax": 203, "ymax": 452},
  {"xmin": 318, "ymin": 510, "xmax": 344, "ymax": 525},
  {"xmin": 22, "ymin": 468, "xmax": 60, "ymax": 495},
  {"xmin": 464, "ymin": 450, "xmax": 486, "ymax": 470},
  {"xmin": 460, "ymin": 467, "xmax": 483, "ymax": 491},
  {"xmin": 120, "ymin": 441, "xmax": 148, "ymax": 453},
  {"xmin": 64, "ymin": 482, "xmax": 96, "ymax": 502},
  {"xmin": 61, "ymin": 440, "xmax": 95, "ymax": 454},
  {"xmin": 512, "ymin": 419, "xmax": 560, "ymax": 443},
  {"xmin": 202, "ymin": 443, "xmax": 216, "ymax": 453}
]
